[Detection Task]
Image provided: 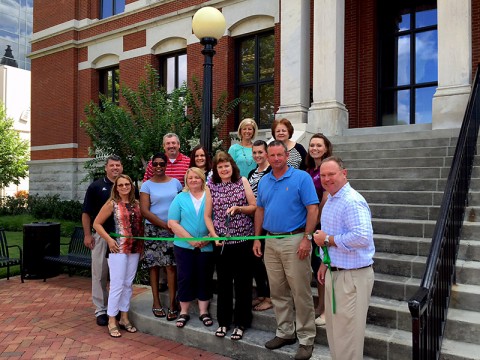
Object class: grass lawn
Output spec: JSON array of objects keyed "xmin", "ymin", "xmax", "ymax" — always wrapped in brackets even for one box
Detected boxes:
[{"xmin": 0, "ymin": 231, "xmax": 72, "ymax": 280}]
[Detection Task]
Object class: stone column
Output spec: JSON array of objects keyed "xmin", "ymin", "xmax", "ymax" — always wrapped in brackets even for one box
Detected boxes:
[
  {"xmin": 432, "ymin": 0, "xmax": 472, "ymax": 129},
  {"xmin": 275, "ymin": 0, "xmax": 310, "ymax": 124},
  {"xmin": 307, "ymin": 0, "xmax": 347, "ymax": 136}
]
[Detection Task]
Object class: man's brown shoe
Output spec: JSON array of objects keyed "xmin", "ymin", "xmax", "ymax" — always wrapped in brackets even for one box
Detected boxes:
[
  {"xmin": 294, "ymin": 344, "xmax": 314, "ymax": 360},
  {"xmin": 265, "ymin": 336, "xmax": 296, "ymax": 350}
]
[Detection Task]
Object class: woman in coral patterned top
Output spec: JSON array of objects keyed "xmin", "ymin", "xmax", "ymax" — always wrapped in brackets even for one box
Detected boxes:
[{"xmin": 94, "ymin": 174, "xmax": 144, "ymax": 339}]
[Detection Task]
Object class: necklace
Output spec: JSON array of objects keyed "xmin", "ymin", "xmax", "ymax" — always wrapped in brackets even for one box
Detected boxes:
[{"xmin": 241, "ymin": 145, "xmax": 254, "ymax": 167}]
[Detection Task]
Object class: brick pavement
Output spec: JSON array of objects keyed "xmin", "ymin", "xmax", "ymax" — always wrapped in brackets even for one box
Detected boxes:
[{"xmin": 0, "ymin": 275, "xmax": 231, "ymax": 360}]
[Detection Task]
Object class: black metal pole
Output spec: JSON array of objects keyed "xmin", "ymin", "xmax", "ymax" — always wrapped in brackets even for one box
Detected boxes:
[{"xmin": 199, "ymin": 37, "xmax": 217, "ymax": 156}]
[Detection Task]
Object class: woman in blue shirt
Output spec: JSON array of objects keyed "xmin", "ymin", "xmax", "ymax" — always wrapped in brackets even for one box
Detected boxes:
[
  {"xmin": 228, "ymin": 118, "xmax": 258, "ymax": 177},
  {"xmin": 168, "ymin": 167, "xmax": 214, "ymax": 328}
]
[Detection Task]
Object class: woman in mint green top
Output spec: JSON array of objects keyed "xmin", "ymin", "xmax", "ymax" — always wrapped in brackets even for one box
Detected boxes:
[
  {"xmin": 168, "ymin": 167, "xmax": 214, "ymax": 329},
  {"xmin": 228, "ymin": 118, "xmax": 258, "ymax": 177}
]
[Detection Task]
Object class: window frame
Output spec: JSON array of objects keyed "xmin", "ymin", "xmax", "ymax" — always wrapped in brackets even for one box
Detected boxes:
[
  {"xmin": 377, "ymin": 0, "xmax": 438, "ymax": 126},
  {"xmin": 99, "ymin": 66, "xmax": 120, "ymax": 106},
  {"xmin": 100, "ymin": 0, "xmax": 125, "ymax": 19},
  {"xmin": 158, "ymin": 51, "xmax": 187, "ymax": 93},
  {"xmin": 235, "ymin": 30, "xmax": 275, "ymax": 130}
]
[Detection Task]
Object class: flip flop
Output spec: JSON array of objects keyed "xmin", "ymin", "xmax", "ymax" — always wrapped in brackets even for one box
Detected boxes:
[
  {"xmin": 166, "ymin": 308, "xmax": 179, "ymax": 321},
  {"xmin": 231, "ymin": 326, "xmax": 244, "ymax": 341},
  {"xmin": 108, "ymin": 325, "xmax": 121, "ymax": 338},
  {"xmin": 176, "ymin": 314, "xmax": 190, "ymax": 328},
  {"xmin": 119, "ymin": 322, "xmax": 137, "ymax": 333},
  {"xmin": 199, "ymin": 313, "xmax": 213, "ymax": 327},
  {"xmin": 253, "ymin": 299, "xmax": 273, "ymax": 311},
  {"xmin": 215, "ymin": 326, "xmax": 229, "ymax": 338},
  {"xmin": 152, "ymin": 307, "xmax": 166, "ymax": 318}
]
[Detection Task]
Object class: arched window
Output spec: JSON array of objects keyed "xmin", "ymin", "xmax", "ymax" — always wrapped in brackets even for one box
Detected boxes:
[{"xmin": 378, "ymin": 0, "xmax": 437, "ymax": 125}]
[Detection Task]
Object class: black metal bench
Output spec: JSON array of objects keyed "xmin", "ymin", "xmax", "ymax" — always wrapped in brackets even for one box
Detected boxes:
[
  {"xmin": 43, "ymin": 226, "xmax": 91, "ymax": 281},
  {"xmin": 0, "ymin": 228, "xmax": 24, "ymax": 283}
]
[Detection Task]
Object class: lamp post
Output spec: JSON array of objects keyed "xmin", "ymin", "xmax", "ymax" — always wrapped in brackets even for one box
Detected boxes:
[{"xmin": 192, "ymin": 7, "xmax": 226, "ymax": 155}]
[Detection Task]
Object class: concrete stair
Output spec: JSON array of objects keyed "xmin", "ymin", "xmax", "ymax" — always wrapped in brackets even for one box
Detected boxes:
[{"xmin": 129, "ymin": 128, "xmax": 480, "ymax": 359}]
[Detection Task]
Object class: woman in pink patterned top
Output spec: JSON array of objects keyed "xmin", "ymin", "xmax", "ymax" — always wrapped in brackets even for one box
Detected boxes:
[
  {"xmin": 205, "ymin": 151, "xmax": 257, "ymax": 341},
  {"xmin": 94, "ymin": 174, "xmax": 144, "ymax": 338}
]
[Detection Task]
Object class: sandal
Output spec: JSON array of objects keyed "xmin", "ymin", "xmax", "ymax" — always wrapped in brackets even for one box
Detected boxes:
[
  {"xmin": 231, "ymin": 326, "xmax": 244, "ymax": 341},
  {"xmin": 176, "ymin": 314, "xmax": 190, "ymax": 328},
  {"xmin": 108, "ymin": 324, "xmax": 121, "ymax": 338},
  {"xmin": 215, "ymin": 326, "xmax": 229, "ymax": 338},
  {"xmin": 199, "ymin": 313, "xmax": 213, "ymax": 327},
  {"xmin": 253, "ymin": 299, "xmax": 273, "ymax": 311},
  {"xmin": 166, "ymin": 308, "xmax": 179, "ymax": 321},
  {"xmin": 118, "ymin": 322, "xmax": 137, "ymax": 333},
  {"xmin": 152, "ymin": 307, "xmax": 166, "ymax": 318}
]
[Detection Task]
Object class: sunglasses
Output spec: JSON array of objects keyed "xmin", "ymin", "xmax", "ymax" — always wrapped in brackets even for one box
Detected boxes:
[
  {"xmin": 152, "ymin": 161, "xmax": 167, "ymax": 167},
  {"xmin": 117, "ymin": 183, "xmax": 131, "ymax": 188}
]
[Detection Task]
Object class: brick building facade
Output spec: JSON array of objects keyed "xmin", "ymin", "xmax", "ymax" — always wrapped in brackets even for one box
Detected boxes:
[{"xmin": 30, "ymin": 0, "xmax": 479, "ymax": 199}]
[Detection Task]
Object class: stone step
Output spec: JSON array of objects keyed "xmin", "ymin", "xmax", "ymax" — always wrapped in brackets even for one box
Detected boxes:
[
  {"xmin": 444, "ymin": 308, "xmax": 480, "ymax": 344},
  {"xmin": 373, "ymin": 252, "xmax": 426, "ymax": 279},
  {"xmin": 374, "ymin": 235, "xmax": 480, "ymax": 262},
  {"xmin": 348, "ymin": 167, "xmax": 445, "ymax": 180},
  {"xmin": 372, "ymin": 218, "xmax": 436, "ymax": 238},
  {"xmin": 369, "ymin": 203, "xmax": 439, "ymax": 221},
  {"xmin": 130, "ymin": 290, "xmax": 377, "ymax": 360},
  {"xmin": 350, "ymin": 178, "xmax": 445, "ymax": 192},
  {"xmin": 459, "ymin": 222, "xmax": 480, "ymax": 240},
  {"xmin": 344, "ymin": 156, "xmax": 447, "ymax": 169},
  {"xmin": 361, "ymin": 190, "xmax": 442, "ymax": 206},
  {"xmin": 337, "ymin": 147, "xmax": 451, "ymax": 160},
  {"xmin": 440, "ymin": 338, "xmax": 480, "ymax": 360},
  {"xmin": 450, "ymin": 283, "xmax": 480, "ymax": 312}
]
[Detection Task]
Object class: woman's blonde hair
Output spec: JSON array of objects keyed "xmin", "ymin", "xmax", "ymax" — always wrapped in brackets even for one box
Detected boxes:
[
  {"xmin": 183, "ymin": 167, "xmax": 206, "ymax": 192},
  {"xmin": 237, "ymin": 118, "xmax": 258, "ymax": 140}
]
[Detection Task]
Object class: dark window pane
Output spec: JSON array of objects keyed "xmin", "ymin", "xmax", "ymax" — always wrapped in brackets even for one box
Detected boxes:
[
  {"xmin": 259, "ymin": 34, "xmax": 274, "ymax": 80},
  {"xmin": 259, "ymin": 83, "xmax": 275, "ymax": 128},
  {"xmin": 415, "ymin": 30, "xmax": 437, "ymax": 83},
  {"xmin": 416, "ymin": 9, "xmax": 437, "ymax": 28},
  {"xmin": 381, "ymin": 89, "xmax": 410, "ymax": 126},
  {"xmin": 238, "ymin": 86, "xmax": 255, "ymax": 120},
  {"xmin": 160, "ymin": 51, "xmax": 187, "ymax": 93},
  {"xmin": 415, "ymin": 86, "xmax": 435, "ymax": 124},
  {"xmin": 239, "ymin": 38, "xmax": 255, "ymax": 83},
  {"xmin": 397, "ymin": 35, "xmax": 410, "ymax": 86}
]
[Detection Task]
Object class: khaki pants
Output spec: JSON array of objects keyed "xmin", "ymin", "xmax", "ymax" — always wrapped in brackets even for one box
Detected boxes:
[
  {"xmin": 91, "ymin": 233, "xmax": 109, "ymax": 316},
  {"xmin": 264, "ymin": 234, "xmax": 316, "ymax": 345},
  {"xmin": 325, "ymin": 266, "xmax": 374, "ymax": 360}
]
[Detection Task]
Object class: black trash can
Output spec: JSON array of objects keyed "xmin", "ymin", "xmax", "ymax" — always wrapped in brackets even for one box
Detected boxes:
[{"xmin": 23, "ymin": 222, "xmax": 60, "ymax": 279}]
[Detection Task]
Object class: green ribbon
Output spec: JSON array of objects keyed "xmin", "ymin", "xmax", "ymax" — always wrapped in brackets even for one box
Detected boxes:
[
  {"xmin": 109, "ymin": 233, "xmax": 293, "ymax": 242},
  {"xmin": 315, "ymin": 246, "xmax": 336, "ymax": 314}
]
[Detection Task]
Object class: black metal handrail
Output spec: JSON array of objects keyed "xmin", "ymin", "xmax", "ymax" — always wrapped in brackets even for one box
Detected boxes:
[{"xmin": 408, "ymin": 63, "xmax": 480, "ymax": 359}]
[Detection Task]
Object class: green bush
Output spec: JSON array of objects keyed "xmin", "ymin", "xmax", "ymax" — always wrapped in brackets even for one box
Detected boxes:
[
  {"xmin": 27, "ymin": 194, "xmax": 82, "ymax": 221},
  {"xmin": 0, "ymin": 195, "xmax": 28, "ymax": 215}
]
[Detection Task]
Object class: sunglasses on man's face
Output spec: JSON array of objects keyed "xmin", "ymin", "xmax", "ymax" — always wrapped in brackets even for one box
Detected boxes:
[{"xmin": 152, "ymin": 162, "xmax": 167, "ymax": 167}]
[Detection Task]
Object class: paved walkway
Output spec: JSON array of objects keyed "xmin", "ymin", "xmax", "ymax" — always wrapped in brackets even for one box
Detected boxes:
[{"xmin": 0, "ymin": 274, "xmax": 230, "ymax": 359}]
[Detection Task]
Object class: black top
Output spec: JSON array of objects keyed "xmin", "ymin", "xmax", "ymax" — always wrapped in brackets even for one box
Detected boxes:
[{"xmin": 82, "ymin": 177, "xmax": 115, "ymax": 233}]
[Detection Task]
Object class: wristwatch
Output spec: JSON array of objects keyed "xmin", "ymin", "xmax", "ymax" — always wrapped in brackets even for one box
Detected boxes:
[
  {"xmin": 305, "ymin": 232, "xmax": 313, "ymax": 241},
  {"xmin": 324, "ymin": 235, "xmax": 330, "ymax": 246}
]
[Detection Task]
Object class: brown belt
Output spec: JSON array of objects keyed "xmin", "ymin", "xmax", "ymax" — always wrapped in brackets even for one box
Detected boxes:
[
  {"xmin": 267, "ymin": 228, "xmax": 305, "ymax": 236},
  {"xmin": 330, "ymin": 264, "xmax": 372, "ymax": 272}
]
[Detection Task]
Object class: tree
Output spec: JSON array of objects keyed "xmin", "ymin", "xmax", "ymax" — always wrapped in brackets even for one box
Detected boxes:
[
  {"xmin": 81, "ymin": 65, "xmax": 243, "ymax": 181},
  {"xmin": 0, "ymin": 102, "xmax": 29, "ymax": 188}
]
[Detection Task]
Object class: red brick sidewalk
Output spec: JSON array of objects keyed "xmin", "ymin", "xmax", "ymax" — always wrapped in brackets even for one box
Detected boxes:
[{"xmin": 0, "ymin": 275, "xmax": 230, "ymax": 359}]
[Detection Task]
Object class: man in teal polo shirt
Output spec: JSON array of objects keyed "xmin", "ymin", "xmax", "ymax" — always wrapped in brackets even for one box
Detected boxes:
[{"xmin": 253, "ymin": 140, "xmax": 319, "ymax": 360}]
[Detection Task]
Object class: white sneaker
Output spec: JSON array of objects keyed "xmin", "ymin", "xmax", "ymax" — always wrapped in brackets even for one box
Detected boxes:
[{"xmin": 315, "ymin": 316, "xmax": 326, "ymax": 326}]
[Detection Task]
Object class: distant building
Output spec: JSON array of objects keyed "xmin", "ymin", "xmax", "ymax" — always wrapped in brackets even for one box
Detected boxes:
[
  {"xmin": 0, "ymin": 0, "xmax": 33, "ymax": 70},
  {"xmin": 30, "ymin": 0, "xmax": 480, "ymax": 200}
]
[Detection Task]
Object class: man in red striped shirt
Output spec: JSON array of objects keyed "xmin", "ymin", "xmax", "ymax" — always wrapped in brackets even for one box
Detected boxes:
[{"xmin": 143, "ymin": 133, "xmax": 191, "ymax": 186}]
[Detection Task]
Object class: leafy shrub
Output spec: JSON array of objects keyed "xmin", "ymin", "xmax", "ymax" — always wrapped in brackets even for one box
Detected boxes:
[
  {"xmin": 28, "ymin": 194, "xmax": 82, "ymax": 221},
  {"xmin": 0, "ymin": 195, "xmax": 28, "ymax": 215}
]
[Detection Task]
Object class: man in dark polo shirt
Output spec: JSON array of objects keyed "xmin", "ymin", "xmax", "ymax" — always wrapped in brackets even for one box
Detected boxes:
[{"xmin": 82, "ymin": 155, "xmax": 123, "ymax": 326}]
